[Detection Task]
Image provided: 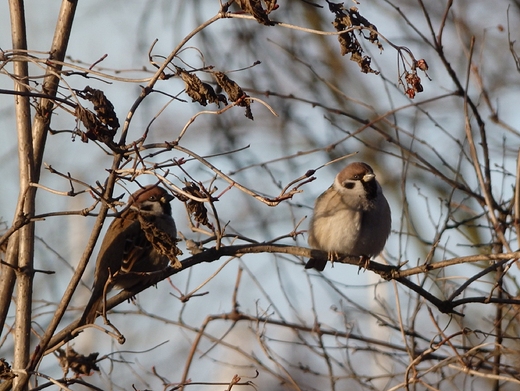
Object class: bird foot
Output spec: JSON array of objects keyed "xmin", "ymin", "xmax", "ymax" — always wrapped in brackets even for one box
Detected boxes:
[
  {"xmin": 327, "ymin": 251, "xmax": 339, "ymax": 267},
  {"xmin": 357, "ymin": 255, "xmax": 370, "ymax": 273}
]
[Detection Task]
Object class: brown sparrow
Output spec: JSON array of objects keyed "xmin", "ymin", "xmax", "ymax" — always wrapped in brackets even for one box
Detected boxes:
[
  {"xmin": 82, "ymin": 185, "xmax": 180, "ymax": 323},
  {"xmin": 305, "ymin": 162, "xmax": 391, "ymax": 271}
]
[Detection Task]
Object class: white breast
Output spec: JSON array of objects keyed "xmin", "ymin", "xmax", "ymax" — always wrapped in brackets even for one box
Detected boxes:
[{"xmin": 309, "ymin": 208, "xmax": 363, "ymax": 253}]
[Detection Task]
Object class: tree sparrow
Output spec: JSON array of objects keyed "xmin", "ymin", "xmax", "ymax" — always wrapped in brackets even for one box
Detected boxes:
[
  {"xmin": 82, "ymin": 185, "xmax": 180, "ymax": 323},
  {"xmin": 305, "ymin": 162, "xmax": 391, "ymax": 271}
]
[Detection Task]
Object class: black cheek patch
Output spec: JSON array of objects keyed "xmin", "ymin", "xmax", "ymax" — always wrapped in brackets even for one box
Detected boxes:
[
  {"xmin": 343, "ymin": 182, "xmax": 355, "ymax": 189},
  {"xmin": 140, "ymin": 204, "xmax": 154, "ymax": 212}
]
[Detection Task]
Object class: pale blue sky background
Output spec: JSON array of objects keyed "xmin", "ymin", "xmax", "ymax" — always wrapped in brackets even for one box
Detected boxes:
[{"xmin": 1, "ymin": 1, "xmax": 520, "ymax": 389}]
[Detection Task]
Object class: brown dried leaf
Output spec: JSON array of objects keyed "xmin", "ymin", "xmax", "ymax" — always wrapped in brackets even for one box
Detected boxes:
[
  {"xmin": 264, "ymin": 0, "xmax": 278, "ymax": 13},
  {"xmin": 74, "ymin": 106, "xmax": 116, "ymax": 143},
  {"xmin": 416, "ymin": 59, "xmax": 429, "ymax": 71},
  {"xmin": 333, "ymin": 18, "xmax": 357, "ymax": 56},
  {"xmin": 406, "ymin": 88, "xmax": 416, "ymax": 99},
  {"xmin": 139, "ymin": 217, "xmax": 183, "ymax": 269},
  {"xmin": 177, "ymin": 67, "xmax": 225, "ymax": 107},
  {"xmin": 357, "ymin": 53, "xmax": 377, "ymax": 74},
  {"xmin": 244, "ymin": 105, "xmax": 254, "ymax": 120},
  {"xmin": 349, "ymin": 7, "xmax": 383, "ymax": 52},
  {"xmin": 213, "ymin": 72, "xmax": 254, "ymax": 120},
  {"xmin": 0, "ymin": 358, "xmax": 16, "ymax": 380},
  {"xmin": 80, "ymin": 87, "xmax": 120, "ymax": 129},
  {"xmin": 235, "ymin": 0, "xmax": 275, "ymax": 26},
  {"xmin": 327, "ymin": 1, "xmax": 382, "ymax": 74},
  {"xmin": 57, "ymin": 347, "xmax": 100, "ymax": 377},
  {"xmin": 75, "ymin": 87, "xmax": 119, "ymax": 144},
  {"xmin": 178, "ymin": 183, "xmax": 214, "ymax": 230},
  {"xmin": 403, "ymin": 72, "xmax": 423, "ymax": 98},
  {"xmin": 213, "ymin": 72, "xmax": 244, "ymax": 102}
]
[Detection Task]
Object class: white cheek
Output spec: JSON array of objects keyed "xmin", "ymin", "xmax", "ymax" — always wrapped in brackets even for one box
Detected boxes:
[
  {"xmin": 138, "ymin": 202, "xmax": 164, "ymax": 216},
  {"xmin": 152, "ymin": 203, "xmax": 164, "ymax": 215},
  {"xmin": 336, "ymin": 179, "xmax": 380, "ymax": 212}
]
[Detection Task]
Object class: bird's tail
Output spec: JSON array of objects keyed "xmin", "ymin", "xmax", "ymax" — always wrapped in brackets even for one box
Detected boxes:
[
  {"xmin": 80, "ymin": 286, "xmax": 104, "ymax": 325},
  {"xmin": 304, "ymin": 258, "xmax": 327, "ymax": 271}
]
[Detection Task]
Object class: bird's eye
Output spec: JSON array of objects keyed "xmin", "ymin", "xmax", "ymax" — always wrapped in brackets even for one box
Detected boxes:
[
  {"xmin": 149, "ymin": 196, "xmax": 157, "ymax": 201},
  {"xmin": 343, "ymin": 182, "xmax": 355, "ymax": 189}
]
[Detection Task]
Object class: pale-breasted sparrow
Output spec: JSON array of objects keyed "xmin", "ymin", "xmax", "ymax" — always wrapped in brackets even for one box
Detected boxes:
[
  {"xmin": 305, "ymin": 162, "xmax": 391, "ymax": 271},
  {"xmin": 82, "ymin": 185, "xmax": 180, "ymax": 323}
]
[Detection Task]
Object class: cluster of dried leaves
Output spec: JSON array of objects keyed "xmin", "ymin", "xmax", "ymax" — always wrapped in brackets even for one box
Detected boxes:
[
  {"xmin": 403, "ymin": 58, "xmax": 429, "ymax": 98},
  {"xmin": 176, "ymin": 67, "xmax": 226, "ymax": 107},
  {"xmin": 177, "ymin": 67, "xmax": 254, "ymax": 120},
  {"xmin": 74, "ymin": 86, "xmax": 120, "ymax": 146},
  {"xmin": 327, "ymin": 1, "xmax": 383, "ymax": 74}
]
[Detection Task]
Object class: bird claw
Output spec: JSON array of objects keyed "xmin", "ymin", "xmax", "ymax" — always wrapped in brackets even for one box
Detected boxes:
[
  {"xmin": 357, "ymin": 255, "xmax": 370, "ymax": 273},
  {"xmin": 327, "ymin": 251, "xmax": 339, "ymax": 267}
]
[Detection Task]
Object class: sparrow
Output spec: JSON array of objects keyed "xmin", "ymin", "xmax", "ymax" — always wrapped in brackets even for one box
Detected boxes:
[
  {"xmin": 305, "ymin": 162, "xmax": 391, "ymax": 271},
  {"xmin": 81, "ymin": 185, "xmax": 180, "ymax": 324}
]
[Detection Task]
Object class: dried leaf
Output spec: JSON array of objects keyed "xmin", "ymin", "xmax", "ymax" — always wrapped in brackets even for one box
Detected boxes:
[
  {"xmin": 327, "ymin": 1, "xmax": 382, "ymax": 74},
  {"xmin": 213, "ymin": 72, "xmax": 244, "ymax": 102},
  {"xmin": 75, "ymin": 87, "xmax": 120, "ymax": 144},
  {"xmin": 178, "ymin": 183, "xmax": 214, "ymax": 230},
  {"xmin": 74, "ymin": 106, "xmax": 112, "ymax": 144},
  {"xmin": 177, "ymin": 67, "xmax": 225, "ymax": 107},
  {"xmin": 403, "ymin": 72, "xmax": 423, "ymax": 99},
  {"xmin": 349, "ymin": 7, "xmax": 383, "ymax": 52},
  {"xmin": 57, "ymin": 347, "xmax": 100, "ymax": 377},
  {"xmin": 139, "ymin": 217, "xmax": 183, "ymax": 269},
  {"xmin": 213, "ymin": 72, "xmax": 254, "ymax": 120},
  {"xmin": 235, "ymin": 0, "xmax": 276, "ymax": 26},
  {"xmin": 405, "ymin": 88, "xmax": 416, "ymax": 99},
  {"xmin": 264, "ymin": 0, "xmax": 278, "ymax": 13},
  {"xmin": 80, "ymin": 87, "xmax": 120, "ymax": 129},
  {"xmin": 0, "ymin": 358, "xmax": 16, "ymax": 380},
  {"xmin": 416, "ymin": 58, "xmax": 429, "ymax": 71}
]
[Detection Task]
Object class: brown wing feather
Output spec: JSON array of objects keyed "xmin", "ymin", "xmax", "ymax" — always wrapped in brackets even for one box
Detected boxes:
[{"xmin": 81, "ymin": 210, "xmax": 142, "ymax": 323}]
